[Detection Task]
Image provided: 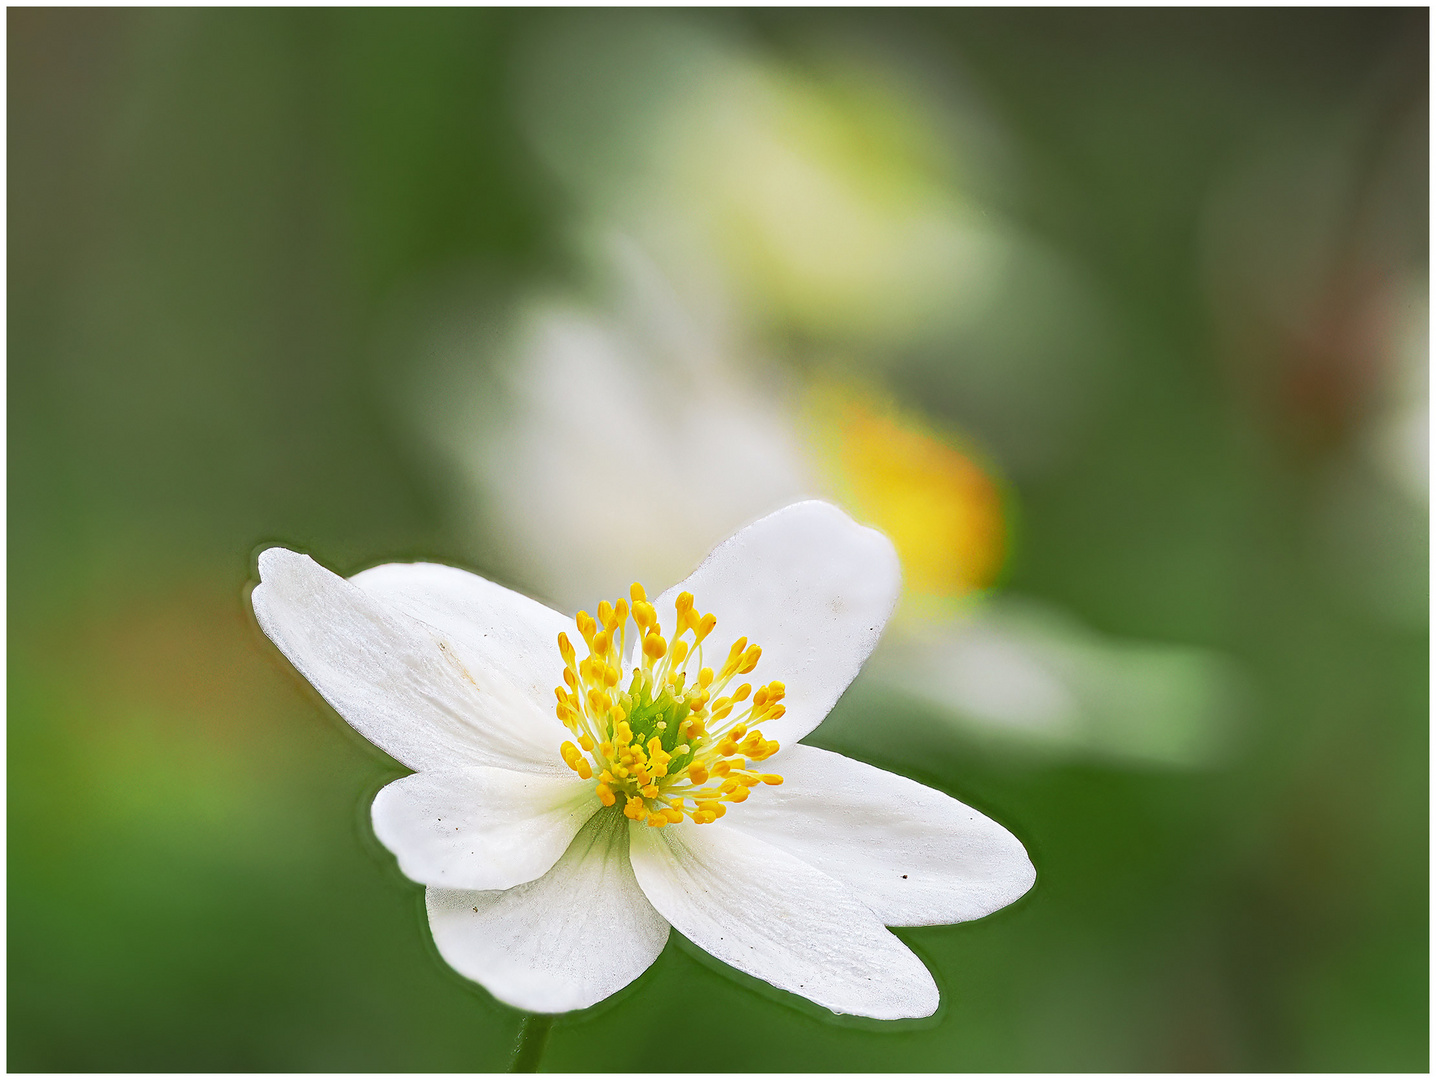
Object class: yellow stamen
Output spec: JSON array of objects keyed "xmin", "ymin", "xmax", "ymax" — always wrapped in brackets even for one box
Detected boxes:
[{"xmin": 554, "ymin": 582, "xmax": 785, "ymax": 826}]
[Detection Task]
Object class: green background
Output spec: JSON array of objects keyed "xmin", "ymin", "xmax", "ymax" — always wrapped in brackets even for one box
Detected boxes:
[{"xmin": 9, "ymin": 9, "xmax": 1427, "ymax": 1070}]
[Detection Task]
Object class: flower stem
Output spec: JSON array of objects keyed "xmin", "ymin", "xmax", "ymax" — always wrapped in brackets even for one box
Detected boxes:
[{"xmin": 509, "ymin": 1013, "xmax": 553, "ymax": 1072}]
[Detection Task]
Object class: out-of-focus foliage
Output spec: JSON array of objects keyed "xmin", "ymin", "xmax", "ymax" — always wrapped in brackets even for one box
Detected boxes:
[{"xmin": 9, "ymin": 8, "xmax": 1426, "ymax": 1071}]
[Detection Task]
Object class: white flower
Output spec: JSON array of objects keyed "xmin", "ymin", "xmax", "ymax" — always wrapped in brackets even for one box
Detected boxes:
[{"xmin": 252, "ymin": 501, "xmax": 1035, "ymax": 1018}]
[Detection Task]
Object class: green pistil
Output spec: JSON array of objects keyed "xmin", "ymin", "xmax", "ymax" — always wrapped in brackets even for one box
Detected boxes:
[{"xmin": 617, "ymin": 671, "xmax": 699, "ymax": 776}]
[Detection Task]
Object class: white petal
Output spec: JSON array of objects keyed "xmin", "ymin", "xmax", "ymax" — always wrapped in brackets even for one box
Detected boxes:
[
  {"xmin": 349, "ymin": 561, "xmax": 572, "ymax": 724},
  {"xmin": 651, "ymin": 501, "xmax": 900, "ymax": 746},
  {"xmin": 253, "ymin": 548, "xmax": 568, "ymax": 774},
  {"xmin": 721, "ymin": 745, "xmax": 1035, "ymax": 926},
  {"xmin": 371, "ymin": 768, "xmax": 600, "ymax": 891},
  {"xmin": 628, "ymin": 820, "xmax": 938, "ymax": 1019},
  {"xmin": 427, "ymin": 809, "xmax": 669, "ymax": 1013}
]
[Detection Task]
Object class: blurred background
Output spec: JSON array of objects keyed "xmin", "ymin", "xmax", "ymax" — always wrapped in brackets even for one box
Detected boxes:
[{"xmin": 9, "ymin": 8, "xmax": 1427, "ymax": 1070}]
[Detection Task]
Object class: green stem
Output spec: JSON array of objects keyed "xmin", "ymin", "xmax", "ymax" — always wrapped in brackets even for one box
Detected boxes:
[{"xmin": 509, "ymin": 1013, "xmax": 554, "ymax": 1073}]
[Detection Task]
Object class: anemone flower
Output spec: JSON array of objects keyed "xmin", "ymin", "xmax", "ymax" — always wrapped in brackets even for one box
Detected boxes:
[{"xmin": 253, "ymin": 501, "xmax": 1034, "ymax": 1019}]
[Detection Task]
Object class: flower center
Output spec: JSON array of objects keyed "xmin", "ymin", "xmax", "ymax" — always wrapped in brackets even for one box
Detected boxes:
[{"xmin": 553, "ymin": 583, "xmax": 784, "ymax": 828}]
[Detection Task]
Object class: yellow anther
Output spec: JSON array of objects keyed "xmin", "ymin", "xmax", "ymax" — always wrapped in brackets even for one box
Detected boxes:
[
  {"xmin": 576, "ymin": 611, "xmax": 596, "ymax": 643},
  {"xmin": 608, "ymin": 705, "xmax": 626, "ymax": 725},
  {"xmin": 761, "ymin": 774, "xmax": 783, "ymax": 785},
  {"xmin": 643, "ymin": 631, "xmax": 667, "ymax": 660},
  {"xmin": 624, "ymin": 796, "xmax": 647, "ymax": 820},
  {"xmin": 560, "ymin": 741, "xmax": 593, "ymax": 779},
  {"xmin": 693, "ymin": 613, "xmax": 717, "ymax": 643},
  {"xmin": 686, "ymin": 764, "xmax": 709, "ymax": 785},
  {"xmin": 634, "ymin": 600, "xmax": 657, "ymax": 630},
  {"xmin": 721, "ymin": 638, "xmax": 749, "ymax": 676},
  {"xmin": 671, "ymin": 639, "xmax": 689, "ymax": 664},
  {"xmin": 578, "ymin": 734, "xmax": 594, "ymax": 752},
  {"xmin": 592, "ymin": 630, "xmax": 611, "ymax": 655},
  {"xmin": 675, "ymin": 591, "xmax": 694, "ymax": 618},
  {"xmin": 597, "ymin": 600, "xmax": 613, "ymax": 627},
  {"xmin": 558, "ymin": 632, "xmax": 576, "ymax": 666},
  {"xmin": 726, "ymin": 786, "xmax": 750, "ymax": 803},
  {"xmin": 641, "ymin": 784, "xmax": 659, "ymax": 798},
  {"xmin": 698, "ymin": 667, "xmax": 714, "ymax": 688},
  {"xmin": 739, "ymin": 644, "xmax": 762, "ymax": 674},
  {"xmin": 630, "ymin": 582, "xmax": 647, "ymax": 604},
  {"xmin": 732, "ymin": 683, "xmax": 751, "ymax": 702},
  {"xmin": 596, "ymin": 783, "xmax": 616, "ymax": 806},
  {"xmin": 646, "ymin": 812, "xmax": 667, "ymax": 828},
  {"xmin": 767, "ymin": 704, "xmax": 786, "ymax": 720},
  {"xmin": 563, "ymin": 668, "xmax": 577, "ymax": 689},
  {"xmin": 603, "ymin": 664, "xmax": 620, "ymax": 688},
  {"xmin": 614, "ymin": 598, "xmax": 629, "ymax": 624},
  {"xmin": 663, "ymin": 807, "xmax": 685, "ymax": 824}
]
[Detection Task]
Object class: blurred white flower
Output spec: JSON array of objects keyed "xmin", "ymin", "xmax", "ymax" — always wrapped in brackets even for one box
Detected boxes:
[
  {"xmin": 515, "ymin": 14, "xmax": 1115, "ymax": 476},
  {"xmin": 252, "ymin": 502, "xmax": 1035, "ymax": 1018},
  {"xmin": 518, "ymin": 14, "xmax": 1004, "ymax": 347},
  {"xmin": 402, "ymin": 242, "xmax": 1242, "ymax": 768}
]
